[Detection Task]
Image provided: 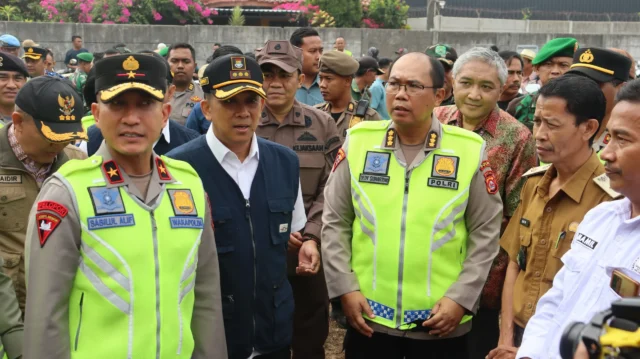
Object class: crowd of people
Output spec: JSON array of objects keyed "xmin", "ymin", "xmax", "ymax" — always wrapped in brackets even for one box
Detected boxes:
[{"xmin": 0, "ymin": 26, "xmax": 638, "ymax": 359}]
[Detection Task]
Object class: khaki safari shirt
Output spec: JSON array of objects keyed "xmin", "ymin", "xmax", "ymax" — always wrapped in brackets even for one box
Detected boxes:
[
  {"xmin": 255, "ymin": 100, "xmax": 341, "ymax": 241},
  {"xmin": 500, "ymin": 151, "xmax": 616, "ymax": 327},
  {"xmin": 0, "ymin": 125, "xmax": 77, "ymax": 314},
  {"xmin": 23, "ymin": 144, "xmax": 227, "ymax": 359},
  {"xmin": 0, "ymin": 257, "xmax": 23, "ymax": 359},
  {"xmin": 315, "ymin": 100, "xmax": 381, "ymax": 143},
  {"xmin": 322, "ymin": 116, "xmax": 503, "ymax": 339},
  {"xmin": 169, "ymin": 81, "xmax": 204, "ymax": 126}
]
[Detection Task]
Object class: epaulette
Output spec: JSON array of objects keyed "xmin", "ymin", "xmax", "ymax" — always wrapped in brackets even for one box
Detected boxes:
[
  {"xmin": 522, "ymin": 164, "xmax": 551, "ymax": 177},
  {"xmin": 593, "ymin": 173, "xmax": 623, "ymax": 199}
]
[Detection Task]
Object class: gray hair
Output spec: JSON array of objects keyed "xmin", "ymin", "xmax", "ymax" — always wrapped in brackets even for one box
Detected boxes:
[{"xmin": 452, "ymin": 47, "xmax": 508, "ymax": 87}]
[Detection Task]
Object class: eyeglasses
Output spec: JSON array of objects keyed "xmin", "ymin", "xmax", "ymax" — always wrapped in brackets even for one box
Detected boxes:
[{"xmin": 385, "ymin": 81, "xmax": 438, "ymax": 96}]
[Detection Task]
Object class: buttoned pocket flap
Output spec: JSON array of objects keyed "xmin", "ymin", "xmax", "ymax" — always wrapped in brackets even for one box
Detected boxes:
[
  {"xmin": 0, "ymin": 250, "xmax": 20, "ymax": 268},
  {"xmin": 268, "ymin": 198, "xmax": 294, "ymax": 214},
  {"xmin": 0, "ymin": 187, "xmax": 26, "ymax": 204},
  {"xmin": 269, "ymin": 198, "xmax": 294, "ymax": 246},
  {"xmin": 0, "ymin": 187, "xmax": 28, "ymax": 232},
  {"xmin": 519, "ymin": 232, "xmax": 532, "ymax": 247},
  {"xmin": 298, "ymin": 152, "xmax": 326, "ymax": 168}
]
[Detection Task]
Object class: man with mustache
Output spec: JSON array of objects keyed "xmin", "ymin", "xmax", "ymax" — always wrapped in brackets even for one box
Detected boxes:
[
  {"xmin": 322, "ymin": 52, "xmax": 502, "ymax": 358},
  {"xmin": 513, "ymin": 79, "xmax": 640, "ymax": 359},
  {"xmin": 255, "ymin": 40, "xmax": 341, "ymax": 359},
  {"xmin": 167, "ymin": 54, "xmax": 318, "ymax": 359},
  {"xmin": 167, "ymin": 43, "xmax": 204, "ymax": 126},
  {"xmin": 0, "ymin": 53, "xmax": 27, "ymax": 126},
  {"xmin": 434, "ymin": 47, "xmax": 536, "ymax": 359},
  {"xmin": 498, "ymin": 51, "xmax": 524, "ymax": 111},
  {"xmin": 507, "ymin": 38, "xmax": 577, "ymax": 131},
  {"xmin": 488, "ymin": 75, "xmax": 616, "ymax": 359}
]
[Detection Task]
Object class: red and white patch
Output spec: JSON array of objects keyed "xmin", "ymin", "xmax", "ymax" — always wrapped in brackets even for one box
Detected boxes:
[
  {"xmin": 36, "ymin": 213, "xmax": 61, "ymax": 248},
  {"xmin": 332, "ymin": 148, "xmax": 346, "ymax": 172},
  {"xmin": 37, "ymin": 201, "xmax": 68, "ymax": 218},
  {"xmin": 484, "ymin": 171, "xmax": 498, "ymax": 195},
  {"xmin": 480, "ymin": 160, "xmax": 491, "ymax": 171}
]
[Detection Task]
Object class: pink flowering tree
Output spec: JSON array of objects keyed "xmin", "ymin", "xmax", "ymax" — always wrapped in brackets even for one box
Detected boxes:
[
  {"xmin": 272, "ymin": 1, "xmax": 319, "ymax": 24},
  {"xmin": 39, "ymin": 0, "xmax": 217, "ymax": 24}
]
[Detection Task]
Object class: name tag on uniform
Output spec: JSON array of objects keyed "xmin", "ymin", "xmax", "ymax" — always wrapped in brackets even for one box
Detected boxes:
[
  {"xmin": 359, "ymin": 151, "xmax": 390, "ymax": 185},
  {"xmin": 292, "ymin": 144, "xmax": 324, "ymax": 152},
  {"xmin": 170, "ymin": 216, "xmax": 204, "ymax": 229},
  {"xmin": 0, "ymin": 175, "xmax": 21, "ymax": 184},
  {"xmin": 87, "ymin": 214, "xmax": 135, "ymax": 230},
  {"xmin": 427, "ymin": 155, "xmax": 460, "ymax": 190},
  {"xmin": 575, "ymin": 232, "xmax": 598, "ymax": 250}
]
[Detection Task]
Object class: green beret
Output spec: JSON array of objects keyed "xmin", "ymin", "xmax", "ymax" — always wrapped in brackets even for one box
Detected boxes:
[
  {"xmin": 158, "ymin": 46, "xmax": 169, "ymax": 57},
  {"xmin": 532, "ymin": 37, "xmax": 578, "ymax": 65},
  {"xmin": 77, "ymin": 52, "xmax": 94, "ymax": 63},
  {"xmin": 319, "ymin": 50, "xmax": 359, "ymax": 77}
]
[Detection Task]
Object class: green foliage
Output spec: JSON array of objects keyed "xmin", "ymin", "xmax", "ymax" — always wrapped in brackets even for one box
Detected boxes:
[
  {"xmin": 310, "ymin": 0, "xmax": 362, "ymax": 28},
  {"xmin": 228, "ymin": 5, "xmax": 245, "ymax": 26},
  {"xmin": 365, "ymin": 0, "xmax": 408, "ymax": 29},
  {"xmin": 1, "ymin": 0, "xmax": 47, "ymax": 22},
  {"xmin": 0, "ymin": 6, "xmax": 21, "ymax": 21}
]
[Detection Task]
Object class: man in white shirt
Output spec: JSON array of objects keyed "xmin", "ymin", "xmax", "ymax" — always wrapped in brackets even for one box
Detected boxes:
[
  {"xmin": 517, "ymin": 79, "xmax": 640, "ymax": 359},
  {"xmin": 167, "ymin": 53, "xmax": 319, "ymax": 359}
]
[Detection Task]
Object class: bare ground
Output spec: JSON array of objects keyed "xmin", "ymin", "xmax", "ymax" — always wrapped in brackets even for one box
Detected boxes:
[{"xmin": 324, "ymin": 318, "xmax": 346, "ymax": 359}]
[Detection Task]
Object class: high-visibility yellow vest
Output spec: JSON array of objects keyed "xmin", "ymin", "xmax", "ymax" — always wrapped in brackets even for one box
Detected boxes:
[
  {"xmin": 347, "ymin": 120, "xmax": 484, "ymax": 330},
  {"xmin": 55, "ymin": 155, "xmax": 206, "ymax": 358}
]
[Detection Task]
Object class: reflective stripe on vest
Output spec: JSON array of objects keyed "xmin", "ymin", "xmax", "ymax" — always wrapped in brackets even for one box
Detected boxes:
[
  {"xmin": 55, "ymin": 155, "xmax": 205, "ymax": 359},
  {"xmin": 347, "ymin": 121, "xmax": 484, "ymax": 330}
]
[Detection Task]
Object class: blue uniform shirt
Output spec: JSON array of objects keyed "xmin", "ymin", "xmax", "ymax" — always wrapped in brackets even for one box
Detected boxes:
[
  {"xmin": 185, "ymin": 102, "xmax": 210, "ymax": 135},
  {"xmin": 370, "ymin": 79, "xmax": 389, "ymax": 120},
  {"xmin": 295, "ymin": 75, "xmax": 323, "ymax": 106}
]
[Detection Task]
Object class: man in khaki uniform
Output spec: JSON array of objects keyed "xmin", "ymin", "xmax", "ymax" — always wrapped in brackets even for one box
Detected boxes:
[
  {"xmin": 0, "ymin": 76, "xmax": 88, "ymax": 316},
  {"xmin": 315, "ymin": 50, "xmax": 381, "ymax": 142},
  {"xmin": 167, "ymin": 43, "xmax": 204, "ymax": 125},
  {"xmin": 488, "ymin": 76, "xmax": 618, "ymax": 359},
  {"xmin": 0, "ymin": 53, "xmax": 28, "ymax": 125},
  {"xmin": 23, "ymin": 54, "xmax": 226, "ymax": 359},
  {"xmin": 255, "ymin": 40, "xmax": 341, "ymax": 359},
  {"xmin": 322, "ymin": 53, "xmax": 502, "ymax": 358},
  {"xmin": 0, "ymin": 259, "xmax": 22, "ymax": 359}
]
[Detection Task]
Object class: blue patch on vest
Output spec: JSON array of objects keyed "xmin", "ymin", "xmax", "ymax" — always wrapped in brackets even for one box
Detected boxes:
[
  {"xmin": 87, "ymin": 214, "xmax": 135, "ymax": 230},
  {"xmin": 363, "ymin": 151, "xmax": 390, "ymax": 175},
  {"xmin": 367, "ymin": 299, "xmax": 395, "ymax": 321},
  {"xmin": 89, "ymin": 187, "xmax": 125, "ymax": 215},
  {"xmin": 404, "ymin": 309, "xmax": 431, "ymax": 323},
  {"xmin": 170, "ymin": 216, "xmax": 204, "ymax": 229}
]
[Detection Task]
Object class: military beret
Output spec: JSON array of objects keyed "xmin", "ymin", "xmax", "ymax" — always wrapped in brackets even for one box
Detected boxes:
[
  {"xmin": 532, "ymin": 38, "xmax": 578, "ymax": 65},
  {"xmin": 0, "ymin": 34, "xmax": 20, "ymax": 48},
  {"xmin": 319, "ymin": 50, "xmax": 359, "ymax": 77},
  {"xmin": 22, "ymin": 46, "xmax": 47, "ymax": 61},
  {"xmin": 568, "ymin": 47, "xmax": 632, "ymax": 83},
  {"xmin": 77, "ymin": 52, "xmax": 94, "ymax": 63},
  {"xmin": 15, "ymin": 76, "xmax": 87, "ymax": 143},
  {"xmin": 200, "ymin": 54, "xmax": 266, "ymax": 100},
  {"xmin": 425, "ymin": 44, "xmax": 458, "ymax": 68},
  {"xmin": 0, "ymin": 52, "xmax": 29, "ymax": 78}
]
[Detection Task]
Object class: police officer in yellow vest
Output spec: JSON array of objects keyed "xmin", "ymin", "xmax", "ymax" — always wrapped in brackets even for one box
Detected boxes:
[
  {"xmin": 322, "ymin": 52, "xmax": 503, "ymax": 358},
  {"xmin": 23, "ymin": 54, "xmax": 227, "ymax": 359}
]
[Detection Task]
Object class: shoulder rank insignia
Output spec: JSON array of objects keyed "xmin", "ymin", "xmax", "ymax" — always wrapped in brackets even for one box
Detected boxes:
[
  {"xmin": 349, "ymin": 115, "xmax": 363, "ymax": 129},
  {"xmin": 348, "ymin": 102, "xmax": 355, "ymax": 112},
  {"xmin": 593, "ymin": 173, "xmax": 622, "ymax": 199},
  {"xmin": 188, "ymin": 83, "xmax": 194, "ymax": 91},
  {"xmin": 155, "ymin": 157, "xmax": 172, "ymax": 181},
  {"xmin": 190, "ymin": 95, "xmax": 201, "ymax": 102},
  {"xmin": 385, "ymin": 128, "xmax": 396, "ymax": 147},
  {"xmin": 522, "ymin": 164, "xmax": 551, "ymax": 177},
  {"xmin": 426, "ymin": 131, "xmax": 438, "ymax": 149},
  {"xmin": 304, "ymin": 115, "xmax": 312, "ymax": 128},
  {"xmin": 102, "ymin": 160, "xmax": 124, "ymax": 184}
]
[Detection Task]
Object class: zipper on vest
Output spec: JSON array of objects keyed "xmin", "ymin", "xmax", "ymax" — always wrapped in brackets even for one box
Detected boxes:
[
  {"xmin": 74, "ymin": 292, "xmax": 85, "ymax": 351},
  {"xmin": 151, "ymin": 211, "xmax": 162, "ymax": 359},
  {"xmin": 395, "ymin": 170, "xmax": 411, "ymax": 328},
  {"xmin": 245, "ymin": 199, "xmax": 257, "ymax": 340}
]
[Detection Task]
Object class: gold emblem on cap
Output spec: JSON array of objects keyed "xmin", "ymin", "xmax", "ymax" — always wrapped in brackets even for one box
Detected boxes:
[
  {"xmin": 27, "ymin": 48, "xmax": 33, "ymax": 53},
  {"xmin": 579, "ymin": 49, "xmax": 594, "ymax": 64},
  {"xmin": 122, "ymin": 56, "xmax": 140, "ymax": 71},
  {"xmin": 200, "ymin": 77, "xmax": 209, "ymax": 86},
  {"xmin": 0, "ymin": 56, "xmax": 3, "ymax": 67},
  {"xmin": 58, "ymin": 94, "xmax": 76, "ymax": 121}
]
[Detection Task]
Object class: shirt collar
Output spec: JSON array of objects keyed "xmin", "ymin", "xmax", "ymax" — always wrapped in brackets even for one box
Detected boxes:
[
  {"xmin": 161, "ymin": 120, "xmax": 171, "ymax": 143},
  {"xmin": 206, "ymin": 126, "xmax": 259, "ymax": 164},
  {"xmin": 380, "ymin": 114, "xmax": 442, "ymax": 151},
  {"xmin": 94, "ymin": 143, "xmax": 175, "ymax": 188},
  {"xmin": 535, "ymin": 151, "xmax": 603, "ymax": 203},
  {"xmin": 446, "ymin": 106, "xmax": 500, "ymax": 137},
  {"xmin": 259, "ymin": 100, "xmax": 306, "ymax": 127}
]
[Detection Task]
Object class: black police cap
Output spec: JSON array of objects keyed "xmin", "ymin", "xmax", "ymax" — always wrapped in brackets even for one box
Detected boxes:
[
  {"xmin": 0, "ymin": 52, "xmax": 28, "ymax": 78},
  {"xmin": 569, "ymin": 47, "xmax": 632, "ymax": 83},
  {"xmin": 94, "ymin": 54, "xmax": 168, "ymax": 102},
  {"xmin": 199, "ymin": 54, "xmax": 266, "ymax": 100},
  {"xmin": 22, "ymin": 46, "xmax": 47, "ymax": 61},
  {"xmin": 15, "ymin": 76, "xmax": 87, "ymax": 143}
]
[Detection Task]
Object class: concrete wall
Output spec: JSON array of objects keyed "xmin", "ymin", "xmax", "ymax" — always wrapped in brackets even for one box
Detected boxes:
[{"xmin": 3, "ymin": 21, "xmax": 640, "ymax": 69}]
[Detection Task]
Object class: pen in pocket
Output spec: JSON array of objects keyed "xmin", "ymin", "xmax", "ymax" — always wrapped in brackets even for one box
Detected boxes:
[{"xmin": 555, "ymin": 231, "xmax": 566, "ymax": 249}]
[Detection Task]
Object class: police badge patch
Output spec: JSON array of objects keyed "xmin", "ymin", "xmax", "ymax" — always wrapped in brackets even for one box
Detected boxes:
[
  {"xmin": 359, "ymin": 151, "xmax": 391, "ymax": 185},
  {"xmin": 428, "ymin": 155, "xmax": 460, "ymax": 190},
  {"xmin": 89, "ymin": 187, "xmax": 126, "ymax": 215},
  {"xmin": 168, "ymin": 189, "xmax": 198, "ymax": 216}
]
